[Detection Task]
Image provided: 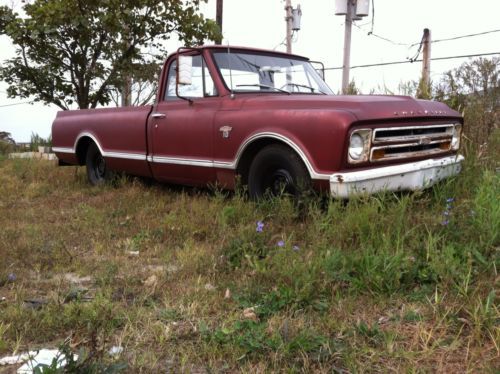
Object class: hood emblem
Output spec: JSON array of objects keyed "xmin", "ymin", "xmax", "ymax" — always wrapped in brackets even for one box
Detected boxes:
[
  {"xmin": 219, "ymin": 125, "xmax": 233, "ymax": 139},
  {"xmin": 393, "ymin": 109, "xmax": 446, "ymax": 116}
]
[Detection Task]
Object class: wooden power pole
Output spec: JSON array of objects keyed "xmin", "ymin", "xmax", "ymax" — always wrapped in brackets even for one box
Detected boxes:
[
  {"xmin": 341, "ymin": 0, "xmax": 353, "ymax": 94},
  {"xmin": 285, "ymin": 0, "xmax": 293, "ymax": 53},
  {"xmin": 216, "ymin": 0, "xmax": 223, "ymax": 44},
  {"xmin": 421, "ymin": 28, "xmax": 431, "ymax": 90}
]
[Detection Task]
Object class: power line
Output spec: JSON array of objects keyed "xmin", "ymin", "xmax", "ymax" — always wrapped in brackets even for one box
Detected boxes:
[
  {"xmin": 324, "ymin": 51, "xmax": 500, "ymax": 71},
  {"xmin": 0, "ymin": 101, "xmax": 34, "ymax": 108},
  {"xmin": 408, "ymin": 32, "xmax": 425, "ymax": 62},
  {"xmin": 353, "ymin": 22, "xmax": 410, "ymax": 46},
  {"xmin": 367, "ymin": 31, "xmax": 409, "ymax": 46},
  {"xmin": 410, "ymin": 29, "xmax": 500, "ymax": 47},
  {"xmin": 355, "ymin": 19, "xmax": 500, "ymax": 49},
  {"xmin": 352, "ymin": 0, "xmax": 416, "ymax": 47}
]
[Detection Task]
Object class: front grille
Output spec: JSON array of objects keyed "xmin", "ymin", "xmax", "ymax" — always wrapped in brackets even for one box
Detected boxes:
[{"xmin": 370, "ymin": 124, "xmax": 454, "ymax": 162}]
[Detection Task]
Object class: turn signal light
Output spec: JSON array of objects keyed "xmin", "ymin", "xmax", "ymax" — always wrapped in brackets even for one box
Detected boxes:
[{"xmin": 371, "ymin": 149, "xmax": 385, "ymax": 160}]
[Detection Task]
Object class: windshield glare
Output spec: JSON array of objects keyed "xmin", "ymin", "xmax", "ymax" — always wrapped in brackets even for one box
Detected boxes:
[{"xmin": 213, "ymin": 51, "xmax": 333, "ymax": 95}]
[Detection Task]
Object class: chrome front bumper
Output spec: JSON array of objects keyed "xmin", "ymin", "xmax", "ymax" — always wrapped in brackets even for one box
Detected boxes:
[{"xmin": 330, "ymin": 155, "xmax": 464, "ymax": 198}]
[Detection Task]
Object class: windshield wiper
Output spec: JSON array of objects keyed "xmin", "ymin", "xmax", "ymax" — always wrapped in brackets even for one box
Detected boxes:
[
  {"xmin": 235, "ymin": 84, "xmax": 290, "ymax": 94},
  {"xmin": 285, "ymin": 83, "xmax": 327, "ymax": 95}
]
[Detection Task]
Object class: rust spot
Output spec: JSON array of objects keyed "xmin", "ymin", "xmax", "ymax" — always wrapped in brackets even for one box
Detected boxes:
[{"xmin": 336, "ymin": 175, "xmax": 344, "ymax": 183}]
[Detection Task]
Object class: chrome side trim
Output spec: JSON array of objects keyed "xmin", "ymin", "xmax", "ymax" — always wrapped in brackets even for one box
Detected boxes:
[
  {"xmin": 71, "ymin": 132, "xmax": 147, "ymax": 161},
  {"xmin": 52, "ymin": 147, "xmax": 73, "ymax": 153},
  {"xmin": 149, "ymin": 132, "xmax": 331, "ymax": 180},
  {"xmin": 213, "ymin": 161, "xmax": 235, "ymax": 169},
  {"xmin": 152, "ymin": 156, "xmax": 215, "ymax": 168},
  {"xmin": 104, "ymin": 152, "xmax": 147, "ymax": 161},
  {"xmin": 63, "ymin": 131, "xmax": 331, "ymax": 180},
  {"xmin": 74, "ymin": 132, "xmax": 105, "ymax": 155},
  {"xmin": 151, "ymin": 156, "xmax": 233, "ymax": 169}
]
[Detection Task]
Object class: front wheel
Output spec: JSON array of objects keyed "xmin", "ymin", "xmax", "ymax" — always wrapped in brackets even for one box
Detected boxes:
[
  {"xmin": 248, "ymin": 144, "xmax": 311, "ymax": 200},
  {"xmin": 86, "ymin": 143, "xmax": 113, "ymax": 185}
]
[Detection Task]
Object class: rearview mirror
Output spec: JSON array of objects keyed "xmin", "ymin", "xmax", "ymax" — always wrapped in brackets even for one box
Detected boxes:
[{"xmin": 177, "ymin": 55, "xmax": 192, "ymax": 85}]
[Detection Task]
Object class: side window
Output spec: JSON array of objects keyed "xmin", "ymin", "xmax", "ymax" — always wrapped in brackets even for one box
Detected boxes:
[{"xmin": 164, "ymin": 54, "xmax": 217, "ymax": 100}]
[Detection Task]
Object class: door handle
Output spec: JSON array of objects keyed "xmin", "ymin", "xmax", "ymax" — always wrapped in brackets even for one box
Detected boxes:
[{"xmin": 151, "ymin": 113, "xmax": 166, "ymax": 119}]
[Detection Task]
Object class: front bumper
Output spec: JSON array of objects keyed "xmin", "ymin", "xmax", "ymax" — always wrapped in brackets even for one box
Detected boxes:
[{"xmin": 330, "ymin": 155, "xmax": 464, "ymax": 198}]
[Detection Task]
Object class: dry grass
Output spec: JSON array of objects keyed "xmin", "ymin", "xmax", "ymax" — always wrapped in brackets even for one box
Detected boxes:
[{"xmin": 0, "ymin": 138, "xmax": 498, "ymax": 372}]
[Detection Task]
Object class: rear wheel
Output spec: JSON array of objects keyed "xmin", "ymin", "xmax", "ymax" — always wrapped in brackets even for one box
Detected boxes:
[
  {"xmin": 86, "ymin": 143, "xmax": 113, "ymax": 185},
  {"xmin": 248, "ymin": 144, "xmax": 311, "ymax": 200}
]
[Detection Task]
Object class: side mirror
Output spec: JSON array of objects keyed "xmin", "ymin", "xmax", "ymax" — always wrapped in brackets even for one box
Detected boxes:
[{"xmin": 177, "ymin": 55, "xmax": 192, "ymax": 85}]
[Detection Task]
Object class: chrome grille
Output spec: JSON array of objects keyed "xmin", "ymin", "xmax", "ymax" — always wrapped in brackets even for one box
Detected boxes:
[{"xmin": 370, "ymin": 124, "xmax": 454, "ymax": 162}]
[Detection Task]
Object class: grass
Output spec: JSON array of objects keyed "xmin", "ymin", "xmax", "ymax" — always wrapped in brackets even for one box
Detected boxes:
[{"xmin": 0, "ymin": 136, "xmax": 498, "ymax": 372}]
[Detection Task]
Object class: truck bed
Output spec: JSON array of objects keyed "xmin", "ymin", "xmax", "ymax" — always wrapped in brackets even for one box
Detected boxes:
[{"xmin": 52, "ymin": 105, "xmax": 153, "ymax": 176}]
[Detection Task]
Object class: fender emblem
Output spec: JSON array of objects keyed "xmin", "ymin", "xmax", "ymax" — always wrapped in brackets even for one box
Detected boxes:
[{"xmin": 219, "ymin": 125, "xmax": 232, "ymax": 139}]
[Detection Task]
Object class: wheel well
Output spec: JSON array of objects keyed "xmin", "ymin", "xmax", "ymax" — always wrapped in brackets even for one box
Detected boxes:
[
  {"xmin": 75, "ymin": 137, "xmax": 94, "ymax": 165},
  {"xmin": 236, "ymin": 139, "xmax": 307, "ymax": 185}
]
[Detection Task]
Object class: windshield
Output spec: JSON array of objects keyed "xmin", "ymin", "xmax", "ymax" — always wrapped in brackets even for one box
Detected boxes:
[{"xmin": 212, "ymin": 51, "xmax": 333, "ymax": 95}]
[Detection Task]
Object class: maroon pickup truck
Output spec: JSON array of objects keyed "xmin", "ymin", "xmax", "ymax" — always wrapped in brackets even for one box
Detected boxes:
[{"xmin": 52, "ymin": 45, "xmax": 464, "ymax": 198}]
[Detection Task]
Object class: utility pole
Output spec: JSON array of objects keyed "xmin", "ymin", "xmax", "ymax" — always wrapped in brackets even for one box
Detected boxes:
[
  {"xmin": 341, "ymin": 0, "xmax": 353, "ymax": 94},
  {"xmin": 421, "ymin": 28, "xmax": 431, "ymax": 90},
  {"xmin": 285, "ymin": 0, "xmax": 293, "ymax": 53},
  {"xmin": 215, "ymin": 0, "xmax": 223, "ymax": 44},
  {"xmin": 335, "ymin": 0, "xmax": 370, "ymax": 94}
]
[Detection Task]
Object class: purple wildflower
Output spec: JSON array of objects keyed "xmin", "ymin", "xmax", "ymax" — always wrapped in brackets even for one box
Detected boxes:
[
  {"xmin": 443, "ymin": 210, "xmax": 450, "ymax": 216},
  {"xmin": 277, "ymin": 240, "xmax": 285, "ymax": 247},
  {"xmin": 292, "ymin": 245, "xmax": 300, "ymax": 251},
  {"xmin": 441, "ymin": 220, "xmax": 449, "ymax": 226},
  {"xmin": 256, "ymin": 221, "xmax": 264, "ymax": 233},
  {"xmin": 446, "ymin": 197, "xmax": 454, "ymax": 203},
  {"xmin": 7, "ymin": 273, "xmax": 16, "ymax": 282}
]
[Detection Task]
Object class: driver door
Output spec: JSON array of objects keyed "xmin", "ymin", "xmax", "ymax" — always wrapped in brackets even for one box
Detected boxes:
[{"xmin": 148, "ymin": 53, "xmax": 220, "ymax": 186}]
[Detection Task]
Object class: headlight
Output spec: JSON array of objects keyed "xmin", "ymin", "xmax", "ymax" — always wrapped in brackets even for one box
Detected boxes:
[
  {"xmin": 348, "ymin": 129, "xmax": 371, "ymax": 163},
  {"xmin": 451, "ymin": 124, "xmax": 462, "ymax": 150},
  {"xmin": 349, "ymin": 134, "xmax": 364, "ymax": 159}
]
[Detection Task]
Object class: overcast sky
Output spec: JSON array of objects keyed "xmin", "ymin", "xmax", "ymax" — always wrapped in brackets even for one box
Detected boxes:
[{"xmin": 1, "ymin": 0, "xmax": 499, "ymax": 142}]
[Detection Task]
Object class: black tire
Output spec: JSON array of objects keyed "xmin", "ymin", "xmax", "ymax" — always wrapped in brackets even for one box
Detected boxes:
[
  {"xmin": 248, "ymin": 144, "xmax": 311, "ymax": 200},
  {"xmin": 85, "ymin": 142, "xmax": 113, "ymax": 186}
]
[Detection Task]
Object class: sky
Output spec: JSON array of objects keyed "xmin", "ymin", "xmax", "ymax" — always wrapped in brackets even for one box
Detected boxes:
[{"xmin": 1, "ymin": 0, "xmax": 499, "ymax": 142}]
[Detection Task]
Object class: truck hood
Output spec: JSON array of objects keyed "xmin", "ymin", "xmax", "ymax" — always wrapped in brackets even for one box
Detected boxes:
[{"xmin": 236, "ymin": 94, "xmax": 462, "ymax": 121}]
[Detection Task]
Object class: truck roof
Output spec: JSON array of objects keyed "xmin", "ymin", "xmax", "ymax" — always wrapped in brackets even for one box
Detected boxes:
[{"xmin": 172, "ymin": 44, "xmax": 310, "ymax": 61}]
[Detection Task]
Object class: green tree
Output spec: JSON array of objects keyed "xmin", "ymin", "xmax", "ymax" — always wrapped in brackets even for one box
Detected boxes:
[
  {"xmin": 434, "ymin": 57, "xmax": 499, "ymax": 145},
  {"xmin": 0, "ymin": 131, "xmax": 15, "ymax": 155},
  {"xmin": 0, "ymin": 0, "xmax": 220, "ymax": 110},
  {"xmin": 0, "ymin": 131, "xmax": 15, "ymax": 144}
]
